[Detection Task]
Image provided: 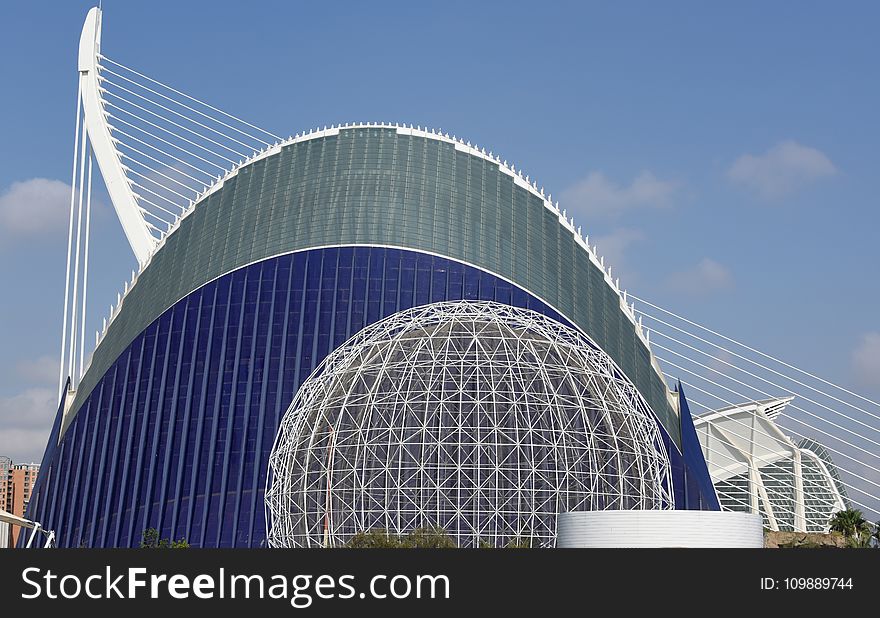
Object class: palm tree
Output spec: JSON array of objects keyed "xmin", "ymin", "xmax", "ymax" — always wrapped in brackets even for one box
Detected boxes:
[{"xmin": 828, "ymin": 509, "xmax": 871, "ymax": 547}]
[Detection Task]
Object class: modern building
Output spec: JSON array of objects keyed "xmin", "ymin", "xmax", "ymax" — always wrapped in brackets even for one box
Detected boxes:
[
  {"xmin": 24, "ymin": 7, "xmax": 721, "ymax": 548},
  {"xmin": 0, "ymin": 456, "xmax": 9, "ymax": 548},
  {"xmin": 556, "ymin": 510, "xmax": 764, "ymax": 548},
  {"xmin": 694, "ymin": 398, "xmax": 849, "ymax": 533},
  {"xmin": 0, "ymin": 456, "xmax": 10, "ymax": 514},
  {"xmin": 1, "ymin": 458, "xmax": 40, "ymax": 548}
]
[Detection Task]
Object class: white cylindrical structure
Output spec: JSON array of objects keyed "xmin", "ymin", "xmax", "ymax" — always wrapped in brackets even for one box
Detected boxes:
[{"xmin": 557, "ymin": 510, "xmax": 764, "ymax": 548}]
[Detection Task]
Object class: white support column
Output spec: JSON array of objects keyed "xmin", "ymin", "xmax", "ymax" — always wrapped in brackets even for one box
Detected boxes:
[
  {"xmin": 792, "ymin": 448, "xmax": 806, "ymax": 532},
  {"xmin": 79, "ymin": 152, "xmax": 93, "ymax": 380},
  {"xmin": 59, "ymin": 82, "xmax": 83, "ymax": 402}
]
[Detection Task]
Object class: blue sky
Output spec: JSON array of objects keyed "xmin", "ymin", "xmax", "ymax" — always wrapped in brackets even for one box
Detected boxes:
[{"xmin": 1, "ymin": 1, "xmax": 879, "ymax": 461}]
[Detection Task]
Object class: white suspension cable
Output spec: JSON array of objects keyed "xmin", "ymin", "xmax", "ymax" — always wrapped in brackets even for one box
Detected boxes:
[
  {"xmin": 129, "ymin": 182, "xmax": 186, "ymax": 214},
  {"xmin": 118, "ymin": 154, "xmax": 202, "ymax": 195},
  {"xmin": 140, "ymin": 217, "xmax": 166, "ymax": 235},
  {"xmin": 131, "ymin": 196, "xmax": 180, "ymax": 223},
  {"xmin": 109, "ymin": 125, "xmax": 221, "ymax": 176},
  {"xmin": 105, "ymin": 111, "xmax": 235, "ymax": 168},
  {"xmin": 59, "ymin": 84, "xmax": 82, "ymax": 400},
  {"xmin": 98, "ymin": 64, "xmax": 273, "ymax": 146},
  {"xmin": 647, "ymin": 330, "xmax": 880, "ymax": 444},
  {"xmin": 125, "ymin": 168, "xmax": 193, "ymax": 203},
  {"xmin": 99, "ymin": 72, "xmax": 267, "ymax": 150},
  {"xmin": 134, "ymin": 199, "xmax": 175, "ymax": 223},
  {"xmin": 632, "ymin": 294, "xmax": 880, "ymax": 411},
  {"xmin": 137, "ymin": 211, "xmax": 173, "ymax": 234},
  {"xmin": 656, "ymin": 343, "xmax": 880, "ymax": 471},
  {"xmin": 640, "ymin": 308, "xmax": 880, "ymax": 427},
  {"xmin": 101, "ymin": 90, "xmax": 249, "ymax": 159},
  {"xmin": 97, "ymin": 54, "xmax": 283, "ymax": 141},
  {"xmin": 115, "ymin": 141, "xmax": 210, "ymax": 187},
  {"xmin": 663, "ymin": 356, "xmax": 880, "ymax": 499}
]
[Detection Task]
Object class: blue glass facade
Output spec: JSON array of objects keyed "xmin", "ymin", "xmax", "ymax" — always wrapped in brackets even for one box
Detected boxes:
[{"xmin": 31, "ymin": 246, "xmax": 685, "ymax": 547}]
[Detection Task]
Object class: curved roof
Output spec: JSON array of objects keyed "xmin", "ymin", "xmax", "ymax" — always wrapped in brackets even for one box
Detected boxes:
[
  {"xmin": 97, "ymin": 123, "xmax": 657, "ymax": 373},
  {"xmin": 162, "ymin": 122, "xmax": 643, "ymax": 328},
  {"xmin": 68, "ymin": 124, "xmax": 677, "ymax": 443}
]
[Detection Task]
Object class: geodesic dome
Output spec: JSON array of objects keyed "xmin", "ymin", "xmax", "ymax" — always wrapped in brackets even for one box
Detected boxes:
[{"xmin": 266, "ymin": 301, "xmax": 673, "ymax": 547}]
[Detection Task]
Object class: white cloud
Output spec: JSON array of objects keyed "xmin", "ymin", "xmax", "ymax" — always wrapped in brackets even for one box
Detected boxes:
[
  {"xmin": 562, "ymin": 171, "xmax": 680, "ymax": 218},
  {"xmin": 592, "ymin": 227, "xmax": 645, "ymax": 284},
  {"xmin": 0, "ymin": 387, "xmax": 56, "ymax": 463},
  {"xmin": 16, "ymin": 355, "xmax": 58, "ymax": 387},
  {"xmin": 667, "ymin": 258, "xmax": 733, "ymax": 296},
  {"xmin": 727, "ymin": 140, "xmax": 836, "ymax": 199},
  {"xmin": 853, "ymin": 332, "xmax": 880, "ymax": 387},
  {"xmin": 0, "ymin": 178, "xmax": 71, "ymax": 239}
]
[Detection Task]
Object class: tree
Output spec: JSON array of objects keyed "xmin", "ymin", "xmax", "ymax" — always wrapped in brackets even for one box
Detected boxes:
[
  {"xmin": 828, "ymin": 509, "xmax": 871, "ymax": 548},
  {"xmin": 140, "ymin": 528, "xmax": 189, "ymax": 549},
  {"xmin": 504, "ymin": 537, "xmax": 534, "ymax": 548},
  {"xmin": 346, "ymin": 527, "xmax": 457, "ymax": 548},
  {"xmin": 399, "ymin": 527, "xmax": 456, "ymax": 548},
  {"xmin": 346, "ymin": 529, "xmax": 403, "ymax": 548}
]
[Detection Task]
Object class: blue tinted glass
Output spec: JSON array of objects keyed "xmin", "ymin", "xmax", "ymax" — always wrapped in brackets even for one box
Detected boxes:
[{"xmin": 33, "ymin": 246, "xmax": 689, "ymax": 548}]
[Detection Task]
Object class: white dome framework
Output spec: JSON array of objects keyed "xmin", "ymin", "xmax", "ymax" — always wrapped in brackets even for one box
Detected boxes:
[{"xmin": 266, "ymin": 301, "xmax": 673, "ymax": 548}]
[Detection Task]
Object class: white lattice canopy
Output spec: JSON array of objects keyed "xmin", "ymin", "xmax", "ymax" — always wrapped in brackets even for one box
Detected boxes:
[{"xmin": 266, "ymin": 301, "xmax": 673, "ymax": 547}]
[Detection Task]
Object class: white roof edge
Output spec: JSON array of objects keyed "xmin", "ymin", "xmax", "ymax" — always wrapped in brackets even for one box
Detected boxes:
[{"xmin": 693, "ymin": 396, "xmax": 795, "ymax": 426}]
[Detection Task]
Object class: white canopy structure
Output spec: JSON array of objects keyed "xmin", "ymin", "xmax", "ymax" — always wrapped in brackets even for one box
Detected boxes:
[
  {"xmin": 0, "ymin": 509, "xmax": 55, "ymax": 549},
  {"xmin": 694, "ymin": 398, "xmax": 848, "ymax": 532}
]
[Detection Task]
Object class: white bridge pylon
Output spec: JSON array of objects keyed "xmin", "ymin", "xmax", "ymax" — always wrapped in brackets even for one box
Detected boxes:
[
  {"xmin": 78, "ymin": 7, "xmax": 154, "ymax": 264},
  {"xmin": 60, "ymin": 7, "xmax": 280, "ymax": 398}
]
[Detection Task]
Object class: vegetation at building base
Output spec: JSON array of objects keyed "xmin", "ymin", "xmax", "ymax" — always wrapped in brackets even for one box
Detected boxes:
[
  {"xmin": 345, "ymin": 528, "xmax": 535, "ymax": 548},
  {"xmin": 765, "ymin": 509, "xmax": 879, "ymax": 548},
  {"xmin": 140, "ymin": 528, "xmax": 189, "ymax": 549},
  {"xmin": 828, "ymin": 508, "xmax": 876, "ymax": 548}
]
